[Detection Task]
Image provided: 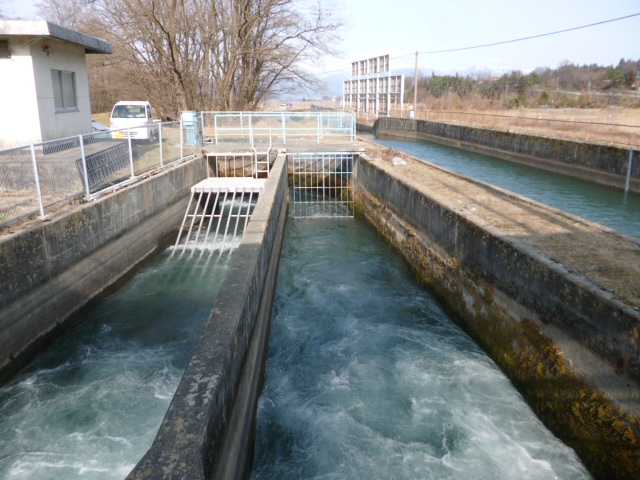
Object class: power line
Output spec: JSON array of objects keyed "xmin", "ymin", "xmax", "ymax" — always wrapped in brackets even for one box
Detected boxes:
[
  {"xmin": 419, "ymin": 12, "xmax": 640, "ymax": 55},
  {"xmin": 313, "ymin": 12, "xmax": 640, "ymax": 77}
]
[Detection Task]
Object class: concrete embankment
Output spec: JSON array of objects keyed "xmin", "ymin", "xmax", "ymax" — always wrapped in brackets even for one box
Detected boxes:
[
  {"xmin": 353, "ymin": 141, "xmax": 640, "ymax": 480},
  {"xmin": 0, "ymin": 157, "xmax": 207, "ymax": 385},
  {"xmin": 373, "ymin": 116, "xmax": 639, "ymax": 194},
  {"xmin": 127, "ymin": 153, "xmax": 288, "ymax": 480}
]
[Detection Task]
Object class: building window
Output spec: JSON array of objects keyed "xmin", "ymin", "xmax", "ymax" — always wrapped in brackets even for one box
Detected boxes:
[
  {"xmin": 52, "ymin": 70, "xmax": 77, "ymax": 112},
  {"xmin": 0, "ymin": 40, "xmax": 10, "ymax": 58}
]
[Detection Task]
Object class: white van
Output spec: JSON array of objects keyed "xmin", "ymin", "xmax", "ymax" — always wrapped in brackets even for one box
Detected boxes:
[{"xmin": 110, "ymin": 101, "xmax": 159, "ymax": 141}]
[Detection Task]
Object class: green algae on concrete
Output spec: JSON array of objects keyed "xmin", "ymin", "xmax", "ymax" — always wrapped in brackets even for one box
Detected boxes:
[{"xmin": 354, "ymin": 175, "xmax": 640, "ymax": 480}]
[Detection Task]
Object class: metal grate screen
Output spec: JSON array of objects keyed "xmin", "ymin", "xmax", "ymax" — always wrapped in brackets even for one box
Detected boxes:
[{"xmin": 291, "ymin": 152, "xmax": 354, "ymax": 218}]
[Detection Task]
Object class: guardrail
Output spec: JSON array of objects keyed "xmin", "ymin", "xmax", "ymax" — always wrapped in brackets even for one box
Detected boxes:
[
  {"xmin": 201, "ymin": 112, "xmax": 355, "ymax": 145},
  {"xmin": 0, "ymin": 121, "xmax": 196, "ymax": 227}
]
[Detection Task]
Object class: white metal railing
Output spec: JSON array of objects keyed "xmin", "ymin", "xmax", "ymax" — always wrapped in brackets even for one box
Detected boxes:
[
  {"xmin": 0, "ymin": 121, "xmax": 197, "ymax": 227},
  {"xmin": 201, "ymin": 112, "xmax": 356, "ymax": 146}
]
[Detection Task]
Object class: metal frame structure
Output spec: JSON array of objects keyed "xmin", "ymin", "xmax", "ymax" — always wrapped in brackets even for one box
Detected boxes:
[
  {"xmin": 173, "ymin": 178, "xmax": 265, "ymax": 255},
  {"xmin": 342, "ymin": 54, "xmax": 404, "ymax": 116},
  {"xmin": 201, "ymin": 112, "xmax": 355, "ymax": 145},
  {"xmin": 290, "ymin": 152, "xmax": 354, "ymax": 219}
]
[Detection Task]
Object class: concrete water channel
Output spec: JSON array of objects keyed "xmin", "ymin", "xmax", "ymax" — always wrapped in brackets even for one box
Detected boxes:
[
  {"xmin": 0, "ymin": 114, "xmax": 638, "ymax": 480},
  {"xmin": 370, "ymin": 135, "xmax": 640, "ymax": 239}
]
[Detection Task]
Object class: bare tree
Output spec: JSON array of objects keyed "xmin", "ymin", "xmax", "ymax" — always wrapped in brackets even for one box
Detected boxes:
[
  {"xmin": 36, "ymin": 0, "xmax": 341, "ymax": 116},
  {"xmin": 39, "ymin": 0, "xmax": 339, "ymax": 116}
]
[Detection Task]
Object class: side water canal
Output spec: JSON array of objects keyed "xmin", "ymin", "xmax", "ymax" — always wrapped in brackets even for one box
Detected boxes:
[
  {"xmin": 251, "ymin": 217, "xmax": 592, "ymax": 479},
  {"xmin": 372, "ymin": 136, "xmax": 640, "ymax": 239}
]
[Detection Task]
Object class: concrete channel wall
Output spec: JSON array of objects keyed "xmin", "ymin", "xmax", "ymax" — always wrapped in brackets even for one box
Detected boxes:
[
  {"xmin": 0, "ymin": 157, "xmax": 207, "ymax": 385},
  {"xmin": 353, "ymin": 154, "xmax": 640, "ymax": 480},
  {"xmin": 373, "ymin": 116, "xmax": 640, "ymax": 194},
  {"xmin": 127, "ymin": 153, "xmax": 289, "ymax": 480}
]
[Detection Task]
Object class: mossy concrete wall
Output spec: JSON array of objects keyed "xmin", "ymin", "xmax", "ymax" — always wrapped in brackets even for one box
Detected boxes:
[
  {"xmin": 373, "ymin": 116, "xmax": 640, "ymax": 194},
  {"xmin": 353, "ymin": 155, "xmax": 640, "ymax": 480},
  {"xmin": 355, "ymin": 122, "xmax": 373, "ymax": 134},
  {"xmin": 0, "ymin": 157, "xmax": 207, "ymax": 385},
  {"xmin": 126, "ymin": 153, "xmax": 288, "ymax": 480}
]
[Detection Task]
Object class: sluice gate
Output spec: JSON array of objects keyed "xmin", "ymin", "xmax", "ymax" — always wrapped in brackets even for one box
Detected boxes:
[
  {"xmin": 173, "ymin": 177, "xmax": 265, "ymax": 254},
  {"xmin": 290, "ymin": 152, "xmax": 355, "ymax": 218},
  {"xmin": 174, "ymin": 145, "xmax": 275, "ymax": 253},
  {"xmin": 174, "ymin": 147, "xmax": 358, "ymax": 255}
]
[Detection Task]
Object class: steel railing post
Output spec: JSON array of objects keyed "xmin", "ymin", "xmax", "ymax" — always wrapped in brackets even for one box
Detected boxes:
[
  {"xmin": 282, "ymin": 112, "xmax": 286, "ymax": 145},
  {"xmin": 317, "ymin": 114, "xmax": 321, "ymax": 144},
  {"xmin": 29, "ymin": 144, "xmax": 45, "ymax": 217},
  {"xmin": 79, "ymin": 135, "xmax": 90, "ymax": 195},
  {"xmin": 352, "ymin": 114, "xmax": 356, "ymax": 141},
  {"xmin": 249, "ymin": 115, "xmax": 254, "ymax": 146}
]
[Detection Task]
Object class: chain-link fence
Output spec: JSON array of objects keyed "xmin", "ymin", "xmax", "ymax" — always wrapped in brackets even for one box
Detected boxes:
[
  {"xmin": 201, "ymin": 112, "xmax": 355, "ymax": 145},
  {"xmin": 0, "ymin": 121, "xmax": 195, "ymax": 227}
]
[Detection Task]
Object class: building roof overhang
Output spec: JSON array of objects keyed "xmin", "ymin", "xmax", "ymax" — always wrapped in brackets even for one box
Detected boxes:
[{"xmin": 0, "ymin": 20, "xmax": 113, "ymax": 54}]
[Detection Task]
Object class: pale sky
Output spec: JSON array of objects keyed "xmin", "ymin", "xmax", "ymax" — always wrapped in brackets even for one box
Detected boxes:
[
  {"xmin": 320, "ymin": 0, "xmax": 640, "ymax": 78},
  {"xmin": 3, "ymin": 0, "xmax": 639, "ymax": 79}
]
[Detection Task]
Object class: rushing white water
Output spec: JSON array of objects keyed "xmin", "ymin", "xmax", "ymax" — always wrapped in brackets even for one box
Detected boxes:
[
  {"xmin": 251, "ymin": 218, "xmax": 592, "ymax": 480},
  {"xmin": 0, "ymin": 242, "xmax": 235, "ymax": 479}
]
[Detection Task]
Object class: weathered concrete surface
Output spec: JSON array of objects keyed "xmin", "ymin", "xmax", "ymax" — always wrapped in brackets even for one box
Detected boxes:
[
  {"xmin": 374, "ymin": 116, "xmax": 640, "ymax": 194},
  {"xmin": 355, "ymin": 122, "xmax": 373, "ymax": 134},
  {"xmin": 354, "ymin": 141, "xmax": 640, "ymax": 480},
  {"xmin": 126, "ymin": 153, "xmax": 288, "ymax": 480},
  {"xmin": 0, "ymin": 157, "xmax": 207, "ymax": 385}
]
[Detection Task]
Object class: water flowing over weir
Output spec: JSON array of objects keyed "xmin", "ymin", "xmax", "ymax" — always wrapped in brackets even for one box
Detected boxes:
[
  {"xmin": 0, "ymin": 222, "xmax": 248, "ymax": 479},
  {"xmin": 251, "ymin": 217, "xmax": 592, "ymax": 480}
]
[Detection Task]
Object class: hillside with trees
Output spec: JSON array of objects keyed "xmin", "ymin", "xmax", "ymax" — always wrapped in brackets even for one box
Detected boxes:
[{"xmin": 405, "ymin": 59, "xmax": 640, "ymax": 110}]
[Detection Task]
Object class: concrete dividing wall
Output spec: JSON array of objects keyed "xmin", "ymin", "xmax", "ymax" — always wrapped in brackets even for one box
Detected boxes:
[
  {"xmin": 373, "ymin": 116, "xmax": 640, "ymax": 194},
  {"xmin": 0, "ymin": 157, "xmax": 207, "ymax": 385},
  {"xmin": 127, "ymin": 153, "xmax": 288, "ymax": 480},
  {"xmin": 356, "ymin": 122, "xmax": 373, "ymax": 134},
  {"xmin": 353, "ymin": 155, "xmax": 640, "ymax": 480}
]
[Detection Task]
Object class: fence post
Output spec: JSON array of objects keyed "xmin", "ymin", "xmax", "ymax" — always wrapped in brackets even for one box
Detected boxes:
[
  {"xmin": 29, "ymin": 144, "xmax": 45, "ymax": 217},
  {"xmin": 128, "ymin": 130, "xmax": 135, "ymax": 178},
  {"xmin": 249, "ymin": 115, "xmax": 254, "ymax": 146},
  {"xmin": 317, "ymin": 114, "xmax": 321, "ymax": 144},
  {"xmin": 625, "ymin": 149, "xmax": 634, "ymax": 194},
  {"xmin": 180, "ymin": 118, "xmax": 184, "ymax": 159},
  {"xmin": 159, "ymin": 123, "xmax": 164, "ymax": 167},
  {"xmin": 79, "ymin": 135, "xmax": 90, "ymax": 195}
]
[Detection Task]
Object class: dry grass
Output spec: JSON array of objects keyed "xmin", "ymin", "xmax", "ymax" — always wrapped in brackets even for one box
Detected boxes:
[
  {"xmin": 92, "ymin": 112, "xmax": 111, "ymax": 126},
  {"xmin": 359, "ymin": 107, "xmax": 640, "ymax": 148}
]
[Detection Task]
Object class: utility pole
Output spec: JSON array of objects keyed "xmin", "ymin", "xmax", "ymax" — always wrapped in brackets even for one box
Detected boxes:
[{"xmin": 413, "ymin": 51, "xmax": 419, "ymax": 114}]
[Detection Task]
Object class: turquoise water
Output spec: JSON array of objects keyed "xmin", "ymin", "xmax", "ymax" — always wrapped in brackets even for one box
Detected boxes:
[
  {"xmin": 251, "ymin": 218, "xmax": 591, "ymax": 480},
  {"xmin": 371, "ymin": 135, "xmax": 640, "ymax": 238},
  {"xmin": 0, "ymin": 234, "xmax": 244, "ymax": 479}
]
